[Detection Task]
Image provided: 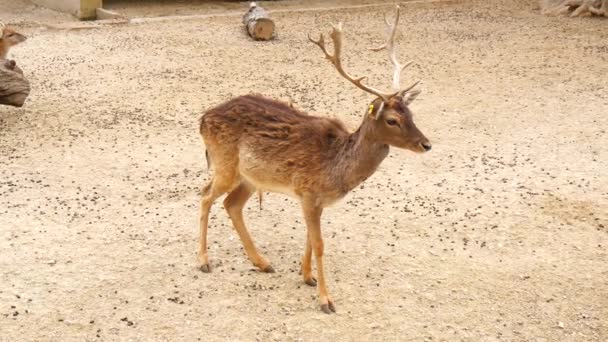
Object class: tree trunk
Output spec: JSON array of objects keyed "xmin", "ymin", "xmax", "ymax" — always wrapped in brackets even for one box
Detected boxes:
[
  {"xmin": 242, "ymin": 2, "xmax": 275, "ymax": 41},
  {"xmin": 0, "ymin": 59, "xmax": 30, "ymax": 107}
]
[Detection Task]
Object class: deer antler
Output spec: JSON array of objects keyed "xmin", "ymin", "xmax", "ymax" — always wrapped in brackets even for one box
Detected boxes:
[
  {"xmin": 308, "ymin": 23, "xmax": 397, "ymax": 102},
  {"xmin": 370, "ymin": 5, "xmax": 420, "ymax": 93}
]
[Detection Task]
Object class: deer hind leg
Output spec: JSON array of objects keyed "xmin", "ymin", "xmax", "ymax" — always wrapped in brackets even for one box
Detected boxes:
[
  {"xmin": 198, "ymin": 177, "xmax": 234, "ymax": 273},
  {"xmin": 223, "ymin": 181, "xmax": 274, "ymax": 273},
  {"xmin": 301, "ymin": 233, "xmax": 316, "ymax": 286},
  {"xmin": 301, "ymin": 199, "xmax": 335, "ymax": 314}
]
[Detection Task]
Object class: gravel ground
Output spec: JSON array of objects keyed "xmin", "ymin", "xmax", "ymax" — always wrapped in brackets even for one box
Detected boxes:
[
  {"xmin": 1, "ymin": 0, "xmax": 607, "ymax": 341},
  {"xmin": 0, "ymin": 0, "xmax": 75, "ymax": 25},
  {"xmin": 104, "ymin": 0, "xmax": 428, "ymax": 18}
]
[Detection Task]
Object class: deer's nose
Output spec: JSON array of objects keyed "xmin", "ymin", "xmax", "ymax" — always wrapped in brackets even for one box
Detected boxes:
[{"xmin": 420, "ymin": 141, "xmax": 432, "ymax": 152}]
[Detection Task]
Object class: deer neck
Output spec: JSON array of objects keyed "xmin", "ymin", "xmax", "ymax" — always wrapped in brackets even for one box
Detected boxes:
[{"xmin": 333, "ymin": 119, "xmax": 389, "ymax": 193}]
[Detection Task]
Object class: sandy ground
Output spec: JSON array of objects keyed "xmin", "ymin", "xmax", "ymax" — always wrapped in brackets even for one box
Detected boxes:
[
  {"xmin": 1, "ymin": 0, "xmax": 607, "ymax": 341},
  {"xmin": 104, "ymin": 0, "xmax": 433, "ymax": 18},
  {"xmin": 0, "ymin": 0, "xmax": 76, "ymax": 25}
]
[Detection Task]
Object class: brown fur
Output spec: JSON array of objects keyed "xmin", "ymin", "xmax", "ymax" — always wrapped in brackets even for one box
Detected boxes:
[
  {"xmin": 197, "ymin": 93, "xmax": 431, "ymax": 313},
  {"xmin": 0, "ymin": 25, "xmax": 27, "ymax": 59},
  {"xmin": 200, "ymin": 95, "xmax": 353, "ymax": 201}
]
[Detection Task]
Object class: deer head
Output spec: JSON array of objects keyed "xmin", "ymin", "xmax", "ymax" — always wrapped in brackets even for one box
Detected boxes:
[
  {"xmin": 0, "ymin": 22, "xmax": 27, "ymax": 55},
  {"xmin": 309, "ymin": 5, "xmax": 431, "ymax": 153}
]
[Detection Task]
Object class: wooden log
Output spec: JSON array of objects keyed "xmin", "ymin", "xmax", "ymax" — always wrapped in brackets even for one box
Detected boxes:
[
  {"xmin": 242, "ymin": 2, "xmax": 275, "ymax": 41},
  {"xmin": 0, "ymin": 59, "xmax": 30, "ymax": 107}
]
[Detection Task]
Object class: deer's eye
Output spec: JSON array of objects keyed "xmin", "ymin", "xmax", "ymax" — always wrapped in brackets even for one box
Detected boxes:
[{"xmin": 386, "ymin": 119, "xmax": 399, "ymax": 127}]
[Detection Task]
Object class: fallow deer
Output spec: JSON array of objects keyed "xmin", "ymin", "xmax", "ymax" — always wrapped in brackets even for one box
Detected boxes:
[
  {"xmin": 0, "ymin": 23, "xmax": 27, "ymax": 59},
  {"xmin": 198, "ymin": 5, "xmax": 431, "ymax": 314}
]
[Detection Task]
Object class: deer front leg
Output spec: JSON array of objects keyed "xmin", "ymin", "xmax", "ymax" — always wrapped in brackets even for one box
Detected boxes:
[{"xmin": 301, "ymin": 199, "xmax": 335, "ymax": 314}]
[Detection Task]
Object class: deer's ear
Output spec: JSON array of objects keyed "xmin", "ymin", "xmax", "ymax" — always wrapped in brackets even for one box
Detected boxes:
[
  {"xmin": 401, "ymin": 90, "xmax": 421, "ymax": 105},
  {"xmin": 367, "ymin": 101, "xmax": 385, "ymax": 120}
]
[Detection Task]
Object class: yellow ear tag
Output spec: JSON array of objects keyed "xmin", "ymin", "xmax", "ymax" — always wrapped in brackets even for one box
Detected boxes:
[{"xmin": 368, "ymin": 104, "xmax": 374, "ymax": 114}]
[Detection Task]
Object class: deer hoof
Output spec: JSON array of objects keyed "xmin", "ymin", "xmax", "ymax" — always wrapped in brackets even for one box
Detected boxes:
[
  {"xmin": 261, "ymin": 265, "xmax": 275, "ymax": 273},
  {"xmin": 200, "ymin": 264, "xmax": 211, "ymax": 273},
  {"xmin": 304, "ymin": 277, "xmax": 317, "ymax": 287},
  {"xmin": 320, "ymin": 301, "xmax": 336, "ymax": 314}
]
